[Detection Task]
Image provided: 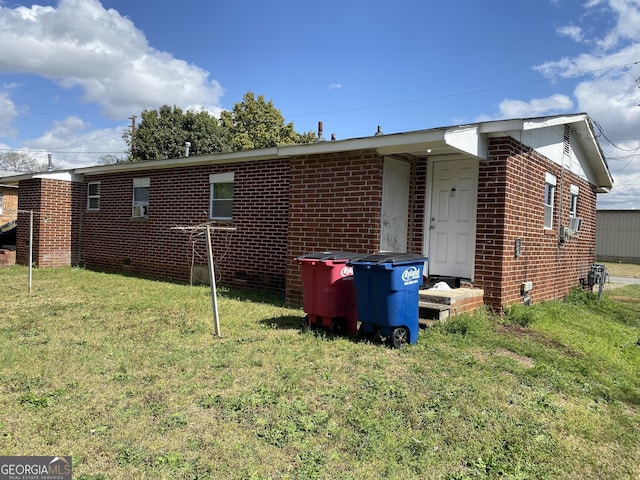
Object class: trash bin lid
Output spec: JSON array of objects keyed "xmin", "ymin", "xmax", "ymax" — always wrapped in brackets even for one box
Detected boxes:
[
  {"xmin": 348, "ymin": 252, "xmax": 428, "ymax": 266},
  {"xmin": 295, "ymin": 251, "xmax": 363, "ymax": 262}
]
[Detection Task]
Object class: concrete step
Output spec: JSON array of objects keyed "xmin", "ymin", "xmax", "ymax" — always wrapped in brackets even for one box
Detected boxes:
[
  {"xmin": 419, "ymin": 300, "xmax": 450, "ymax": 322},
  {"xmin": 419, "ymin": 318, "xmax": 443, "ymax": 328}
]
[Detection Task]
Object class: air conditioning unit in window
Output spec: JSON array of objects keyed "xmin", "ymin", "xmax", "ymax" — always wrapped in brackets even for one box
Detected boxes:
[
  {"xmin": 132, "ymin": 204, "xmax": 148, "ymax": 218},
  {"xmin": 559, "ymin": 225, "xmax": 572, "ymax": 243},
  {"xmin": 569, "ymin": 217, "xmax": 583, "ymax": 233}
]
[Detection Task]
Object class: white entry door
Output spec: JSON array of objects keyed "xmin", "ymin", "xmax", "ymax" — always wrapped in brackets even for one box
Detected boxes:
[
  {"xmin": 380, "ymin": 157, "xmax": 410, "ymax": 252},
  {"xmin": 427, "ymin": 157, "xmax": 478, "ymax": 279}
]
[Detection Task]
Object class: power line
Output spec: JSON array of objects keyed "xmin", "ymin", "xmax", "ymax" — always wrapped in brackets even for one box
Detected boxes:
[
  {"xmin": 288, "ymin": 60, "xmax": 640, "ymax": 118},
  {"xmin": 0, "ymin": 147, "xmax": 126, "ymax": 155},
  {"xmin": 593, "ymin": 120, "xmax": 640, "ymax": 152}
]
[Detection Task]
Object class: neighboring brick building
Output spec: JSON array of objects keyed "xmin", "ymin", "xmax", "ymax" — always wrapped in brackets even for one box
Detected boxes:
[{"xmin": 0, "ymin": 114, "xmax": 613, "ymax": 311}]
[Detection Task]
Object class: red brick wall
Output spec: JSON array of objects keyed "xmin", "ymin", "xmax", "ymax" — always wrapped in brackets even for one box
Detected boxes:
[
  {"xmin": 475, "ymin": 137, "xmax": 597, "ymax": 312},
  {"xmin": 285, "ymin": 151, "xmax": 423, "ymax": 304},
  {"xmin": 16, "ymin": 178, "xmax": 81, "ymax": 267},
  {"xmin": 16, "ymin": 179, "xmax": 41, "ymax": 266},
  {"xmin": 286, "ymin": 150, "xmax": 385, "ymax": 304},
  {"xmin": 81, "ymin": 159, "xmax": 290, "ymax": 291},
  {"xmin": 410, "ymin": 157, "xmax": 428, "ymax": 253}
]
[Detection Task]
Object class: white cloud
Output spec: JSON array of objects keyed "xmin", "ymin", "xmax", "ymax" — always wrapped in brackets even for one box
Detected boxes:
[
  {"xmin": 0, "ymin": 0, "xmax": 224, "ymax": 119},
  {"xmin": 329, "ymin": 83, "xmax": 342, "ymax": 90},
  {"xmin": 0, "ymin": 91, "xmax": 18, "ymax": 137},
  {"xmin": 557, "ymin": 24, "xmax": 584, "ymax": 42},
  {"xmin": 498, "ymin": 94, "xmax": 574, "ymax": 118},
  {"xmin": 534, "ymin": 44, "xmax": 640, "ymax": 80},
  {"xmin": 22, "ymin": 116, "xmax": 127, "ymax": 169},
  {"xmin": 595, "ymin": 0, "xmax": 640, "ymax": 51},
  {"xmin": 528, "ymin": 0, "xmax": 640, "ymax": 208}
]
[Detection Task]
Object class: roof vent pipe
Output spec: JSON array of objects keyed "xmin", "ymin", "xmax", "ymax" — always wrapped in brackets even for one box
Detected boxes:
[
  {"xmin": 185, "ymin": 142, "xmax": 191, "ymax": 157},
  {"xmin": 331, "ymin": 133, "xmax": 336, "ymax": 141},
  {"xmin": 374, "ymin": 125, "xmax": 384, "ymax": 136},
  {"xmin": 47, "ymin": 153, "xmax": 53, "ymax": 171},
  {"xmin": 315, "ymin": 121, "xmax": 325, "ymax": 142}
]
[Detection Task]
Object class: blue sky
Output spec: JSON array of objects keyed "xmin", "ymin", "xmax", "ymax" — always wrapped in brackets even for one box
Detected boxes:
[{"xmin": 1, "ymin": 0, "xmax": 640, "ymax": 208}]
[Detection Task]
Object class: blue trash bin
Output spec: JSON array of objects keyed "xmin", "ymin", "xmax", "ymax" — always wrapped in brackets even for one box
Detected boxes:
[{"xmin": 349, "ymin": 253, "xmax": 427, "ymax": 347}]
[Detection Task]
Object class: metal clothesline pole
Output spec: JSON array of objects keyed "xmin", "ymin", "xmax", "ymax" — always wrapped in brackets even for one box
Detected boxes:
[
  {"xmin": 171, "ymin": 223, "xmax": 236, "ymax": 336},
  {"xmin": 28, "ymin": 210, "xmax": 33, "ymax": 293},
  {"xmin": 205, "ymin": 225, "xmax": 221, "ymax": 336}
]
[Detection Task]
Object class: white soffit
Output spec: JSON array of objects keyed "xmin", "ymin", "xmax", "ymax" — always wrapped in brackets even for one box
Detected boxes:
[{"xmin": 443, "ymin": 124, "xmax": 486, "ymax": 159}]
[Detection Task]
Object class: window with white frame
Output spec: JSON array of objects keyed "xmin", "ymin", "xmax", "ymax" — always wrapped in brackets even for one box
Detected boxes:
[
  {"xmin": 569, "ymin": 185, "xmax": 579, "ymax": 218},
  {"xmin": 209, "ymin": 172, "xmax": 234, "ymax": 220},
  {"xmin": 544, "ymin": 173, "xmax": 556, "ymax": 229},
  {"xmin": 132, "ymin": 178, "xmax": 150, "ymax": 218},
  {"xmin": 87, "ymin": 182, "xmax": 100, "ymax": 210}
]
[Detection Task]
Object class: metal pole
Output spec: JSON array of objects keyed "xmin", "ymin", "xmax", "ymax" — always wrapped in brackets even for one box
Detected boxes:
[
  {"xmin": 205, "ymin": 225, "xmax": 221, "ymax": 336},
  {"xmin": 28, "ymin": 210, "xmax": 33, "ymax": 293}
]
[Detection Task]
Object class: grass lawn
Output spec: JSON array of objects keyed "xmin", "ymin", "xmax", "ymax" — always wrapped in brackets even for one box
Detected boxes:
[{"xmin": 0, "ymin": 266, "xmax": 639, "ymax": 480}]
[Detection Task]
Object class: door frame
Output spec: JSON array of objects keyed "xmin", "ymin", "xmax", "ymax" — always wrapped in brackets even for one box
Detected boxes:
[
  {"xmin": 380, "ymin": 156, "xmax": 410, "ymax": 252},
  {"xmin": 423, "ymin": 155, "xmax": 479, "ymax": 280}
]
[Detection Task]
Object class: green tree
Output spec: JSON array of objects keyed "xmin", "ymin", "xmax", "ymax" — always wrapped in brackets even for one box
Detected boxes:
[
  {"xmin": 124, "ymin": 105, "xmax": 227, "ymax": 161},
  {"xmin": 220, "ymin": 92, "xmax": 315, "ymax": 151},
  {"xmin": 124, "ymin": 93, "xmax": 315, "ymax": 161}
]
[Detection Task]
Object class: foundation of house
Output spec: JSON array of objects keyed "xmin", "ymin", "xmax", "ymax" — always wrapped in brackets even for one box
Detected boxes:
[
  {"xmin": 0, "ymin": 248, "xmax": 16, "ymax": 268},
  {"xmin": 419, "ymin": 285, "xmax": 485, "ymax": 326}
]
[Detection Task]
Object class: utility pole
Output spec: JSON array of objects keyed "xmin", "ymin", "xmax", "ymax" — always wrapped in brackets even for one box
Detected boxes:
[{"xmin": 128, "ymin": 115, "xmax": 137, "ymax": 155}]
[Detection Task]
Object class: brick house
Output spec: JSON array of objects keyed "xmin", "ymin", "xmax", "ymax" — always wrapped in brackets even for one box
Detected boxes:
[{"xmin": 0, "ymin": 113, "xmax": 612, "ymax": 311}]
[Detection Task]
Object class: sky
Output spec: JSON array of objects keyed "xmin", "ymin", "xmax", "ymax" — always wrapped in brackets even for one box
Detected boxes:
[{"xmin": 0, "ymin": 0, "xmax": 640, "ymax": 209}]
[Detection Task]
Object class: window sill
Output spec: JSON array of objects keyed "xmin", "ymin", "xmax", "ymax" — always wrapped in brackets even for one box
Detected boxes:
[{"xmin": 544, "ymin": 228, "xmax": 557, "ymax": 236}]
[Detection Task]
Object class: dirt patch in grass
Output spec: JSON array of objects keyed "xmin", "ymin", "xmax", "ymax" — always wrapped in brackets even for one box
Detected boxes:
[
  {"xmin": 609, "ymin": 295, "xmax": 638, "ymax": 302},
  {"xmin": 496, "ymin": 348, "xmax": 535, "ymax": 368},
  {"xmin": 498, "ymin": 324, "xmax": 584, "ymax": 358}
]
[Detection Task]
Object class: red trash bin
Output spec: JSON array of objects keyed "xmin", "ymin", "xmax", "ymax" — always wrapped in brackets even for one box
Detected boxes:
[{"xmin": 294, "ymin": 251, "xmax": 361, "ymax": 335}]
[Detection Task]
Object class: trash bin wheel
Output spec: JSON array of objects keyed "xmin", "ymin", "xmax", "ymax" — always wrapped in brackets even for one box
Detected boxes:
[
  {"xmin": 302, "ymin": 315, "xmax": 313, "ymax": 332},
  {"xmin": 331, "ymin": 318, "xmax": 346, "ymax": 335},
  {"xmin": 391, "ymin": 327, "xmax": 409, "ymax": 348},
  {"xmin": 358, "ymin": 323, "xmax": 377, "ymax": 341}
]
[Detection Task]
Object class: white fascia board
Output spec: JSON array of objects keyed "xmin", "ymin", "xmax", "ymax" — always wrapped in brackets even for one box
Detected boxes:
[
  {"xmin": 522, "ymin": 113, "xmax": 586, "ymax": 131},
  {"xmin": 0, "ymin": 171, "xmax": 82, "ymax": 184},
  {"xmin": 477, "ymin": 114, "xmax": 586, "ymax": 135},
  {"xmin": 279, "ymin": 129, "xmax": 447, "ymax": 157},
  {"xmin": 32, "ymin": 171, "xmax": 83, "ymax": 182},
  {"xmin": 0, "ymin": 173, "xmax": 33, "ymax": 184},
  {"xmin": 279, "ymin": 137, "xmax": 377, "ymax": 156},
  {"xmin": 374, "ymin": 129, "xmax": 447, "ymax": 156},
  {"xmin": 443, "ymin": 124, "xmax": 486, "ymax": 159},
  {"xmin": 478, "ymin": 119, "xmax": 524, "ymax": 135},
  {"xmin": 75, "ymin": 148, "xmax": 279, "ymax": 175}
]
